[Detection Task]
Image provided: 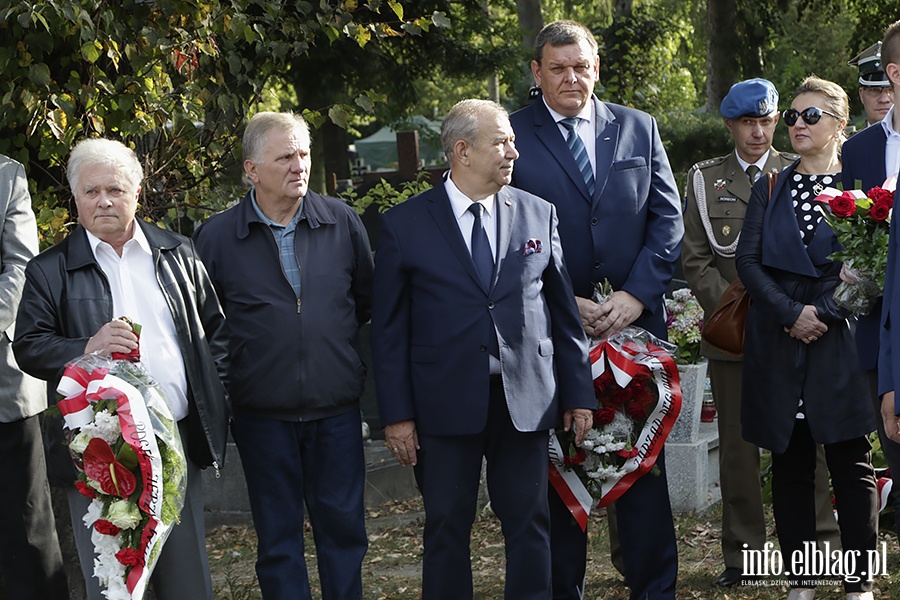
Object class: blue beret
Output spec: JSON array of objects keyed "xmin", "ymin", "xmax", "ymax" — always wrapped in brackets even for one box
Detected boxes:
[{"xmin": 720, "ymin": 78, "xmax": 779, "ymax": 119}]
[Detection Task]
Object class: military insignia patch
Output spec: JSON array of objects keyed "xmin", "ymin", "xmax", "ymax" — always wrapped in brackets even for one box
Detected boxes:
[
  {"xmin": 722, "ymin": 225, "xmax": 731, "ymax": 236},
  {"xmin": 714, "ymin": 179, "xmax": 727, "ymax": 190},
  {"xmin": 717, "ymin": 196, "xmax": 737, "ymax": 203}
]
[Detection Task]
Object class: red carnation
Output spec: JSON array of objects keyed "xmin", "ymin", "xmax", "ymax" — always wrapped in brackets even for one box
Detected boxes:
[
  {"xmin": 624, "ymin": 400, "xmax": 650, "ymax": 420},
  {"xmin": 594, "ymin": 406, "xmax": 617, "ymax": 426},
  {"xmin": 75, "ymin": 480, "xmax": 96, "ymax": 499},
  {"xmin": 616, "ymin": 447, "xmax": 639, "ymax": 459},
  {"xmin": 94, "ymin": 519, "xmax": 122, "ymax": 536},
  {"xmin": 829, "ymin": 193, "xmax": 858, "ymax": 218},
  {"xmin": 115, "ymin": 547, "xmax": 143, "ymax": 567},
  {"xmin": 564, "ymin": 449, "xmax": 586, "ymax": 466},
  {"xmin": 870, "ymin": 201, "xmax": 891, "ymax": 222},
  {"xmin": 868, "ymin": 186, "xmax": 894, "ymax": 209}
]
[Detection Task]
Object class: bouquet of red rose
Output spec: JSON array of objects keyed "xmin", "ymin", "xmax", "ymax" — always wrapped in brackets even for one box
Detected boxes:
[
  {"xmin": 549, "ymin": 326, "xmax": 682, "ymax": 530},
  {"xmin": 55, "ymin": 322, "xmax": 186, "ymax": 600},
  {"xmin": 816, "ymin": 184, "xmax": 894, "ymax": 315}
]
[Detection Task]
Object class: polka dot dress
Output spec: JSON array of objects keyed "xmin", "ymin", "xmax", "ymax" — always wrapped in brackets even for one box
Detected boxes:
[{"xmin": 791, "ymin": 172, "xmax": 838, "ymax": 246}]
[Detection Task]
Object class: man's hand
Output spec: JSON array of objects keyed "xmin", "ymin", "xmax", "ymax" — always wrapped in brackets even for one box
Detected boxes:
[
  {"xmin": 882, "ymin": 392, "xmax": 900, "ymax": 443},
  {"xmin": 594, "ymin": 291, "xmax": 644, "ymax": 339},
  {"xmin": 575, "ymin": 296, "xmax": 604, "ymax": 338},
  {"xmin": 85, "ymin": 320, "xmax": 138, "ymax": 356},
  {"xmin": 785, "ymin": 305, "xmax": 828, "ymax": 344},
  {"xmin": 384, "ymin": 419, "xmax": 419, "ymax": 466},
  {"xmin": 563, "ymin": 408, "xmax": 594, "ymax": 446}
]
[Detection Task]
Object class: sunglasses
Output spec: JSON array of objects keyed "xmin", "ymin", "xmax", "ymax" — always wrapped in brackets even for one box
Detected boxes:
[{"xmin": 782, "ymin": 106, "xmax": 841, "ymax": 127}]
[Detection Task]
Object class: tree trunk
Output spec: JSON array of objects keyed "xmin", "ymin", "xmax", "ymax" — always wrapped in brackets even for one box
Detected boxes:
[
  {"xmin": 515, "ymin": 0, "xmax": 543, "ymax": 54},
  {"xmin": 706, "ymin": 0, "xmax": 741, "ymax": 113}
]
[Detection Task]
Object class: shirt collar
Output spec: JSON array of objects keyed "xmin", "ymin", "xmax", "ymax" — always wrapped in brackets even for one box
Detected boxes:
[
  {"xmin": 249, "ymin": 189, "xmax": 303, "ymax": 228},
  {"xmin": 543, "ymin": 98, "xmax": 594, "ymax": 127},
  {"xmin": 444, "ymin": 174, "xmax": 496, "ymax": 220},
  {"xmin": 880, "ymin": 106, "xmax": 900, "ymax": 140},
  {"xmin": 85, "ymin": 221, "xmax": 151, "ymax": 258},
  {"xmin": 733, "ymin": 149, "xmax": 770, "ymax": 174}
]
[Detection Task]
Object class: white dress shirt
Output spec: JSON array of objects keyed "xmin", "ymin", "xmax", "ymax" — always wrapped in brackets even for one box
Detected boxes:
[
  {"xmin": 87, "ymin": 225, "xmax": 189, "ymax": 420},
  {"xmin": 880, "ymin": 106, "xmax": 900, "ymax": 184}
]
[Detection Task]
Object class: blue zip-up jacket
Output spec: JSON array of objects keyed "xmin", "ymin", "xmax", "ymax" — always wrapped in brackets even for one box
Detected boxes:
[{"xmin": 193, "ymin": 190, "xmax": 373, "ymax": 420}]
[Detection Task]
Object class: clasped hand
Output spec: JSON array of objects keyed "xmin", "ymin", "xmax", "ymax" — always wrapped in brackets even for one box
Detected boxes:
[
  {"xmin": 576, "ymin": 291, "xmax": 644, "ymax": 339},
  {"xmin": 785, "ymin": 305, "xmax": 827, "ymax": 344}
]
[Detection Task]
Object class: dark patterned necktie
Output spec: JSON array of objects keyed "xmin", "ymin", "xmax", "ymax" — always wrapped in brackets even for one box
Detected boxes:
[
  {"xmin": 560, "ymin": 117, "xmax": 595, "ymax": 196},
  {"xmin": 468, "ymin": 202, "xmax": 494, "ymax": 289}
]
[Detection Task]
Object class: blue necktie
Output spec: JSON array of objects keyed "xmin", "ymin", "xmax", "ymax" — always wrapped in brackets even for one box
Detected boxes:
[
  {"xmin": 560, "ymin": 117, "xmax": 595, "ymax": 196},
  {"xmin": 468, "ymin": 202, "xmax": 494, "ymax": 289}
]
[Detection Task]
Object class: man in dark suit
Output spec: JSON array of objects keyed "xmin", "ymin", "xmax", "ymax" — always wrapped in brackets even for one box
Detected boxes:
[
  {"xmin": 509, "ymin": 19, "xmax": 683, "ymax": 600},
  {"xmin": 372, "ymin": 99, "xmax": 596, "ymax": 600},
  {"xmin": 845, "ymin": 25, "xmax": 900, "ymax": 537}
]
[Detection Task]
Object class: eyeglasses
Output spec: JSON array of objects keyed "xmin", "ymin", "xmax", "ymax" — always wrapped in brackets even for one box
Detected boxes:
[
  {"xmin": 782, "ymin": 107, "xmax": 842, "ymax": 127},
  {"xmin": 861, "ymin": 86, "xmax": 894, "ymax": 98}
]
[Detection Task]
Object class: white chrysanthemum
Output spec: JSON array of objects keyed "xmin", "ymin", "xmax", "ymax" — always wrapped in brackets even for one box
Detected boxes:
[{"xmin": 82, "ymin": 410, "xmax": 121, "ymax": 445}]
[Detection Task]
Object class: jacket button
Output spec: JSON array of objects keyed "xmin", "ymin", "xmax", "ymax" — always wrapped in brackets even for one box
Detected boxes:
[
  {"xmin": 480, "ymin": 344, "xmax": 487, "ymax": 352},
  {"xmin": 591, "ymin": 217, "xmax": 598, "ymax": 225},
  {"xmin": 726, "ymin": 210, "xmax": 731, "ymax": 215},
  {"xmin": 593, "ymin": 261, "xmax": 601, "ymax": 269},
  {"xmin": 487, "ymin": 302, "xmax": 495, "ymax": 309}
]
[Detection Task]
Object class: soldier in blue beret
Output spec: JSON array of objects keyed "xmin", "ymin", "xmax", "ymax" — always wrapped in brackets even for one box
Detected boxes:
[{"xmin": 682, "ymin": 78, "xmax": 840, "ymax": 588}]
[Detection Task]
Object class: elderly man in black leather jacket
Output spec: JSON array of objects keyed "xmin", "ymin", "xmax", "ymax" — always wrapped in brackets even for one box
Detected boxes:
[{"xmin": 13, "ymin": 138, "xmax": 229, "ymax": 600}]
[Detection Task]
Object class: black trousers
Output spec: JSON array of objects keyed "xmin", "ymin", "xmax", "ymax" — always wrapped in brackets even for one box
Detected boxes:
[
  {"xmin": 772, "ymin": 418, "xmax": 877, "ymax": 593},
  {"xmin": 0, "ymin": 416, "xmax": 67, "ymax": 599}
]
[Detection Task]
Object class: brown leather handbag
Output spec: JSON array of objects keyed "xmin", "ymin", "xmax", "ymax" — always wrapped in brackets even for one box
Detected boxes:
[
  {"xmin": 701, "ymin": 277, "xmax": 750, "ymax": 356},
  {"xmin": 700, "ymin": 172, "xmax": 779, "ymax": 357}
]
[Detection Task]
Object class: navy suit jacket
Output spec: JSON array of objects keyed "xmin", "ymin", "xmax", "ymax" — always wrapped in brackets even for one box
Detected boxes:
[
  {"xmin": 509, "ymin": 97, "xmax": 683, "ymax": 337},
  {"xmin": 842, "ymin": 124, "xmax": 888, "ymax": 371},
  {"xmin": 371, "ymin": 183, "xmax": 595, "ymax": 436}
]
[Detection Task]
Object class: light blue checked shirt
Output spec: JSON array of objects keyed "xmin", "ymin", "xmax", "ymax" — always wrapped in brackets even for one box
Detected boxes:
[{"xmin": 251, "ymin": 190, "xmax": 302, "ymax": 299}]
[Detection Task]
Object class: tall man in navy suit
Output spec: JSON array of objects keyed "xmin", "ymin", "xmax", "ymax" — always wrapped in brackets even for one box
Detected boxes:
[
  {"xmin": 876, "ymin": 24, "xmax": 900, "ymax": 438},
  {"xmin": 372, "ymin": 99, "xmax": 596, "ymax": 600},
  {"xmin": 846, "ymin": 21, "xmax": 900, "ymax": 534},
  {"xmin": 509, "ymin": 20, "xmax": 683, "ymax": 600}
]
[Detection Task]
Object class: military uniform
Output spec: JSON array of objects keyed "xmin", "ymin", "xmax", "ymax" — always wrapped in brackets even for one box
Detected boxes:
[{"xmin": 682, "ymin": 148, "xmax": 840, "ymax": 573}]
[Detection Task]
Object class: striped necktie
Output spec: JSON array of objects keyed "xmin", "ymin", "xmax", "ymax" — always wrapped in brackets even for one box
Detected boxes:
[{"xmin": 560, "ymin": 117, "xmax": 595, "ymax": 196}]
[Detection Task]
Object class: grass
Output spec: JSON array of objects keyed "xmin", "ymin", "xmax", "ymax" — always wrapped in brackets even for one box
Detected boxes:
[{"xmin": 206, "ymin": 497, "xmax": 900, "ymax": 599}]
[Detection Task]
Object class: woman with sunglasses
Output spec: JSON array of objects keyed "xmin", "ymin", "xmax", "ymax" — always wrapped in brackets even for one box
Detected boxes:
[{"xmin": 736, "ymin": 76, "xmax": 878, "ymax": 600}]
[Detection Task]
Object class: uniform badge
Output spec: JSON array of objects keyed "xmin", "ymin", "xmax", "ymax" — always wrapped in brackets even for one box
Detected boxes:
[
  {"xmin": 722, "ymin": 225, "xmax": 731, "ymax": 236},
  {"xmin": 714, "ymin": 179, "xmax": 727, "ymax": 190}
]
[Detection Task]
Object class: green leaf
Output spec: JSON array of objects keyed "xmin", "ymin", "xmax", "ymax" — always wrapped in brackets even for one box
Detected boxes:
[
  {"xmin": 81, "ymin": 40, "xmax": 101, "ymax": 64},
  {"xmin": 28, "ymin": 63, "xmax": 51, "ymax": 86},
  {"xmin": 387, "ymin": 0, "xmax": 403, "ymax": 20},
  {"xmin": 328, "ymin": 104, "xmax": 349, "ymax": 129}
]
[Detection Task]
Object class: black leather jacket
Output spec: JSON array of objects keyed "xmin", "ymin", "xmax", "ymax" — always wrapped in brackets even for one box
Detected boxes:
[{"xmin": 13, "ymin": 222, "xmax": 230, "ymax": 469}]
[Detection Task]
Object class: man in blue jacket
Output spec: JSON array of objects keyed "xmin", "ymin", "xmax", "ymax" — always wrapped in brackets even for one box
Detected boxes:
[
  {"xmin": 510, "ymin": 19, "xmax": 683, "ymax": 600},
  {"xmin": 193, "ymin": 112, "xmax": 373, "ymax": 600}
]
